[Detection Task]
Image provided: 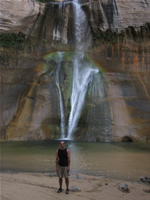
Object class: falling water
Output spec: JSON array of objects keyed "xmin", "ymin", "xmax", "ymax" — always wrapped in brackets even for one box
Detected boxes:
[
  {"xmin": 55, "ymin": 52, "xmax": 66, "ymax": 138},
  {"xmin": 67, "ymin": 0, "xmax": 102, "ymax": 139},
  {"xmin": 88, "ymin": 72, "xmax": 104, "ymax": 98},
  {"xmin": 67, "ymin": 55, "xmax": 99, "ymax": 139},
  {"xmin": 53, "ymin": 0, "xmax": 104, "ymax": 139},
  {"xmin": 73, "ymin": 0, "xmax": 92, "ymax": 51}
]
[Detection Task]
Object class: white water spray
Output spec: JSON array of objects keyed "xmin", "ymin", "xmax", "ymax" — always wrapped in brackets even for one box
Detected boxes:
[
  {"xmin": 54, "ymin": 0, "xmax": 104, "ymax": 140},
  {"xmin": 67, "ymin": 55, "xmax": 99, "ymax": 139},
  {"xmin": 55, "ymin": 52, "xmax": 66, "ymax": 138},
  {"xmin": 67, "ymin": 0, "xmax": 101, "ymax": 139},
  {"xmin": 73, "ymin": 0, "xmax": 92, "ymax": 51}
]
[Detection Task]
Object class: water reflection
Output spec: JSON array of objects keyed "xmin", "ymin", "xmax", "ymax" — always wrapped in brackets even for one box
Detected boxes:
[{"xmin": 1, "ymin": 141, "xmax": 150, "ymax": 181}]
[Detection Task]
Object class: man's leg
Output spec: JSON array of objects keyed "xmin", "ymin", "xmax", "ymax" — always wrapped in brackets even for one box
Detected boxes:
[
  {"xmin": 59, "ymin": 178, "xmax": 63, "ymax": 188},
  {"xmin": 57, "ymin": 178, "xmax": 63, "ymax": 193},
  {"xmin": 65, "ymin": 178, "xmax": 69, "ymax": 194},
  {"xmin": 57, "ymin": 166, "xmax": 63, "ymax": 193},
  {"xmin": 65, "ymin": 178, "xmax": 69, "ymax": 189}
]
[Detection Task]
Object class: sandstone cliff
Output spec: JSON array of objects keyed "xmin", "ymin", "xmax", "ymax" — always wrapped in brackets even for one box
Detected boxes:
[
  {"xmin": 0, "ymin": 0, "xmax": 150, "ymax": 36},
  {"xmin": 0, "ymin": 0, "xmax": 150, "ymax": 142}
]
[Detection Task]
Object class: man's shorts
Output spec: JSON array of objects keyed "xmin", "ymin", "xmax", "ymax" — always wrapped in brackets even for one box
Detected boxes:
[{"xmin": 58, "ymin": 165, "xmax": 69, "ymax": 178}]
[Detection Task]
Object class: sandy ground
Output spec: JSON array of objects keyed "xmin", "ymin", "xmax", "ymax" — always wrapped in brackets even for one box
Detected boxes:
[{"xmin": 1, "ymin": 172, "xmax": 150, "ymax": 200}]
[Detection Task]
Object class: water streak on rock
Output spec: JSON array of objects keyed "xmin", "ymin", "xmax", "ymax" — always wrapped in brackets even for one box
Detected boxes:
[{"xmin": 55, "ymin": 52, "xmax": 66, "ymax": 138}]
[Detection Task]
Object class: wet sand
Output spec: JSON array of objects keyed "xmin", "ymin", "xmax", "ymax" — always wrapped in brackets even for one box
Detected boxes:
[{"xmin": 1, "ymin": 172, "xmax": 150, "ymax": 200}]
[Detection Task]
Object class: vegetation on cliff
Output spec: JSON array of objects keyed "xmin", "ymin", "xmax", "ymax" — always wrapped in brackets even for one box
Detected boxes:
[
  {"xmin": 93, "ymin": 23, "xmax": 150, "ymax": 45},
  {"xmin": 0, "ymin": 33, "xmax": 27, "ymax": 49},
  {"xmin": 0, "ymin": 22, "xmax": 150, "ymax": 51}
]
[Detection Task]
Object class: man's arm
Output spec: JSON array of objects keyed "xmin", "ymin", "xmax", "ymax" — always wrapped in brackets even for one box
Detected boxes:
[
  {"xmin": 67, "ymin": 149, "xmax": 71, "ymax": 172},
  {"xmin": 56, "ymin": 150, "xmax": 58, "ymax": 172}
]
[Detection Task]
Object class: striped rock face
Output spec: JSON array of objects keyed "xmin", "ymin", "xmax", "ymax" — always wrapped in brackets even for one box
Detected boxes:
[{"xmin": 0, "ymin": 0, "xmax": 150, "ymax": 142}]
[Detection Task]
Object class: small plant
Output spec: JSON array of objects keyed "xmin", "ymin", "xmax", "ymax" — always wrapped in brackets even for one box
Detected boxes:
[
  {"xmin": 0, "ymin": 33, "xmax": 34, "ymax": 49},
  {"xmin": 42, "ymin": 39, "xmax": 47, "ymax": 44},
  {"xmin": 93, "ymin": 29, "xmax": 126, "ymax": 44}
]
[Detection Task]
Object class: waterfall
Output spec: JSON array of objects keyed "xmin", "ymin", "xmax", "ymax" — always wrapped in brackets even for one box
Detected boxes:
[
  {"xmin": 88, "ymin": 72, "xmax": 104, "ymax": 98},
  {"xmin": 67, "ymin": 0, "xmax": 101, "ymax": 139},
  {"xmin": 55, "ymin": 52, "xmax": 66, "ymax": 138},
  {"xmin": 53, "ymin": 0, "xmax": 104, "ymax": 140},
  {"xmin": 73, "ymin": 0, "xmax": 92, "ymax": 51},
  {"xmin": 67, "ymin": 55, "xmax": 99, "ymax": 139}
]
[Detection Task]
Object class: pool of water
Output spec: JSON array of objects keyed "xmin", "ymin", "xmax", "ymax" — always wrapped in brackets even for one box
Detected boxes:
[{"xmin": 1, "ymin": 141, "xmax": 150, "ymax": 181}]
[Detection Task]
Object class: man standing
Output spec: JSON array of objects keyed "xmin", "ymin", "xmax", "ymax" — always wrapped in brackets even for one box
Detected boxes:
[{"xmin": 56, "ymin": 141, "xmax": 71, "ymax": 194}]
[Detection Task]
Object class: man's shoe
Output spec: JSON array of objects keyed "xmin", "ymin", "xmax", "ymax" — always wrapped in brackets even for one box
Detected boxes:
[
  {"xmin": 66, "ymin": 189, "xmax": 69, "ymax": 194},
  {"xmin": 57, "ymin": 188, "xmax": 62, "ymax": 193}
]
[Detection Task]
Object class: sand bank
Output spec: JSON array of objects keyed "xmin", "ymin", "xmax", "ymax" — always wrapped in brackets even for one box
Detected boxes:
[{"xmin": 1, "ymin": 172, "xmax": 150, "ymax": 200}]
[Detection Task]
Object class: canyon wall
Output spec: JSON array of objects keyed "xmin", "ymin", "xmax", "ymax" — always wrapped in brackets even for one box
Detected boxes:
[{"xmin": 0, "ymin": 0, "xmax": 150, "ymax": 142}]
